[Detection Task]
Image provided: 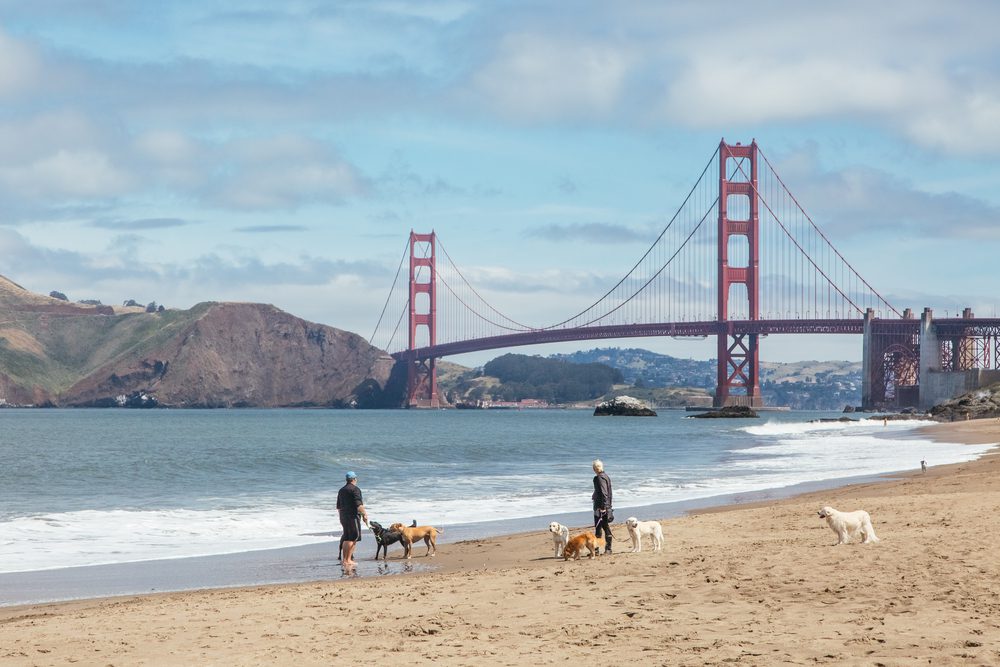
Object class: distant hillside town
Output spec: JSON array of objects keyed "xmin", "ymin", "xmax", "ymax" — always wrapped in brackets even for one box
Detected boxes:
[{"xmin": 438, "ymin": 348, "xmax": 862, "ymax": 411}]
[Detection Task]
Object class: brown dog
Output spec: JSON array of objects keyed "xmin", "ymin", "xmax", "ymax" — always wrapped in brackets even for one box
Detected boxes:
[
  {"xmin": 388, "ymin": 522, "xmax": 442, "ymax": 558},
  {"xmin": 562, "ymin": 532, "xmax": 600, "ymax": 560}
]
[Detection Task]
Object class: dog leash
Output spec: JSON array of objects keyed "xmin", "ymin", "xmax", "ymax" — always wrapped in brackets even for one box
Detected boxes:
[{"xmin": 595, "ymin": 509, "xmax": 620, "ymax": 542}]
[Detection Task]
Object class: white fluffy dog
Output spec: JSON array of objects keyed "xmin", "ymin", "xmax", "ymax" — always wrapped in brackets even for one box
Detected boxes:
[
  {"xmin": 624, "ymin": 516, "xmax": 664, "ymax": 552},
  {"xmin": 817, "ymin": 506, "xmax": 880, "ymax": 545},
  {"xmin": 548, "ymin": 521, "xmax": 570, "ymax": 558}
]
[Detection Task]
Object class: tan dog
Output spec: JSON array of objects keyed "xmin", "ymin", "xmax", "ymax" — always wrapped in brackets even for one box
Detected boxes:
[
  {"xmin": 562, "ymin": 532, "xmax": 600, "ymax": 560},
  {"xmin": 388, "ymin": 522, "xmax": 442, "ymax": 558}
]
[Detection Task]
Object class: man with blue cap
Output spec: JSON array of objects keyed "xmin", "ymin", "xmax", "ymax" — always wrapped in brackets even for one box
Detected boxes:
[{"xmin": 336, "ymin": 471, "xmax": 369, "ymax": 566}]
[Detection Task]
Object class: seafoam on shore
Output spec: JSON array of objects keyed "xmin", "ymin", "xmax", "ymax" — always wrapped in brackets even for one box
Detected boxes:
[{"xmin": 1, "ymin": 413, "xmax": 995, "ymax": 577}]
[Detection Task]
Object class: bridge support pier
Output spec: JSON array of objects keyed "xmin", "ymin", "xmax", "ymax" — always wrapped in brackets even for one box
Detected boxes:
[
  {"xmin": 715, "ymin": 331, "xmax": 762, "ymax": 408},
  {"xmin": 863, "ymin": 308, "xmax": 919, "ymax": 410}
]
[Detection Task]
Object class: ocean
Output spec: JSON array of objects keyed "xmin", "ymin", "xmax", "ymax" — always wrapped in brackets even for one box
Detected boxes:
[{"xmin": 0, "ymin": 408, "xmax": 994, "ymax": 605}]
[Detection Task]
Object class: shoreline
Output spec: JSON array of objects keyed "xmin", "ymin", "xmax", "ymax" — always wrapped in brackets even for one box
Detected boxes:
[
  {"xmin": 1, "ymin": 419, "xmax": 994, "ymax": 608},
  {"xmin": 1, "ymin": 434, "xmax": 976, "ymax": 607},
  {"xmin": 0, "ymin": 469, "xmax": 909, "ymax": 608},
  {"xmin": 3, "ymin": 419, "xmax": 999, "ymax": 664}
]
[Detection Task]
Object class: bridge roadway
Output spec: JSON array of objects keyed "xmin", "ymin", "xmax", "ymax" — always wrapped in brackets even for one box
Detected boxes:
[
  {"xmin": 390, "ymin": 317, "xmax": 1000, "ymax": 361},
  {"xmin": 393, "ymin": 319, "xmax": 863, "ymax": 361}
]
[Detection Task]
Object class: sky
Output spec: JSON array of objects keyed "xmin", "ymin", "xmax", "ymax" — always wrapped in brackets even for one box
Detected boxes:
[{"xmin": 1, "ymin": 1, "xmax": 998, "ymax": 367}]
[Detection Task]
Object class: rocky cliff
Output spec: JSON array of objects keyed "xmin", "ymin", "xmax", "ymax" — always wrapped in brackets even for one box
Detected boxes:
[
  {"xmin": 928, "ymin": 383, "xmax": 1000, "ymax": 422},
  {"xmin": 0, "ymin": 275, "xmax": 402, "ymax": 408}
]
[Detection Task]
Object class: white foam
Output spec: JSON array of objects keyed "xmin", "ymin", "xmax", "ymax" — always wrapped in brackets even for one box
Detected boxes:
[
  {"xmin": 743, "ymin": 418, "xmax": 938, "ymax": 437},
  {"xmin": 2, "ymin": 420, "xmax": 995, "ymax": 573},
  {"xmin": 0, "ymin": 506, "xmax": 333, "ymax": 573}
]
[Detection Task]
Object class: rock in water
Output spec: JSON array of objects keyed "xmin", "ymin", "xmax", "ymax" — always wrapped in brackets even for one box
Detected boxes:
[
  {"xmin": 593, "ymin": 395, "xmax": 657, "ymax": 417},
  {"xmin": 691, "ymin": 405, "xmax": 760, "ymax": 419}
]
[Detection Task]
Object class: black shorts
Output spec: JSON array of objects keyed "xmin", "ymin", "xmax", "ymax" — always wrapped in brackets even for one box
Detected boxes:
[{"xmin": 340, "ymin": 514, "xmax": 361, "ymax": 542}]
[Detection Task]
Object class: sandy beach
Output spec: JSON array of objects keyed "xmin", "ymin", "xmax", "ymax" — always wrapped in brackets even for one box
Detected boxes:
[{"xmin": 2, "ymin": 419, "xmax": 999, "ymax": 666}]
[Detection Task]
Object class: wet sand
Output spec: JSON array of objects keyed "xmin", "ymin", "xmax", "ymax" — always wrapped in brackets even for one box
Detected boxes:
[{"xmin": 2, "ymin": 419, "xmax": 999, "ymax": 665}]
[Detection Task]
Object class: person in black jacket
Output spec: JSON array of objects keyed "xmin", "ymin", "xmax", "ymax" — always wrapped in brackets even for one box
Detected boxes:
[
  {"xmin": 591, "ymin": 459, "xmax": 614, "ymax": 554},
  {"xmin": 337, "ymin": 471, "xmax": 369, "ymax": 567}
]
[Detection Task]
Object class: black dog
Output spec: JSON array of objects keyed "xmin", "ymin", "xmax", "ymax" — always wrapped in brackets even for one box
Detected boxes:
[{"xmin": 369, "ymin": 521, "xmax": 405, "ymax": 560}]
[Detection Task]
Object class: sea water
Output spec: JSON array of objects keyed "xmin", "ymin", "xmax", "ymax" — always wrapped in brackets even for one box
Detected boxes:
[{"xmin": 1, "ymin": 408, "xmax": 994, "ymax": 581}]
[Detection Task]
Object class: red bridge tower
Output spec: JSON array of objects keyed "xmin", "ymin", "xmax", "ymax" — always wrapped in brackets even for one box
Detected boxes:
[
  {"xmin": 406, "ymin": 231, "xmax": 440, "ymax": 407},
  {"xmin": 716, "ymin": 140, "xmax": 762, "ymax": 407}
]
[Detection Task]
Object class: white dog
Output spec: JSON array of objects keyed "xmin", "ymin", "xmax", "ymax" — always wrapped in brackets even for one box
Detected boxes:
[
  {"xmin": 624, "ymin": 516, "xmax": 664, "ymax": 553},
  {"xmin": 548, "ymin": 521, "xmax": 570, "ymax": 558},
  {"xmin": 817, "ymin": 506, "xmax": 880, "ymax": 545}
]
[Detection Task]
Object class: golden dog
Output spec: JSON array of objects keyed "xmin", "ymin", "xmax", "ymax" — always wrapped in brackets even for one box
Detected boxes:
[
  {"xmin": 562, "ymin": 532, "xmax": 600, "ymax": 560},
  {"xmin": 389, "ymin": 522, "xmax": 442, "ymax": 558}
]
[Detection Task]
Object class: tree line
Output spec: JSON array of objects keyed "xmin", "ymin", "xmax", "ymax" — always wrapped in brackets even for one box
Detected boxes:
[{"xmin": 482, "ymin": 353, "xmax": 623, "ymax": 403}]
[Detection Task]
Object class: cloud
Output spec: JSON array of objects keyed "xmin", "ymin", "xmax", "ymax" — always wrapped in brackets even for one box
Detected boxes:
[
  {"xmin": 0, "ymin": 28, "xmax": 45, "ymax": 96},
  {"xmin": 0, "ymin": 149, "xmax": 132, "ymax": 199},
  {"xmin": 204, "ymin": 136, "xmax": 367, "ymax": 209},
  {"xmin": 0, "ymin": 228, "xmax": 389, "ymax": 296},
  {"xmin": 234, "ymin": 225, "xmax": 308, "ymax": 233},
  {"xmin": 92, "ymin": 217, "xmax": 191, "ymax": 230},
  {"xmin": 528, "ymin": 222, "xmax": 653, "ymax": 244},
  {"xmin": 764, "ymin": 145, "xmax": 1000, "ymax": 239},
  {"xmin": 374, "ymin": 154, "xmax": 492, "ymax": 200},
  {"xmin": 0, "ymin": 102, "xmax": 367, "ymax": 215},
  {"xmin": 0, "ymin": 110, "xmax": 132, "ymax": 202},
  {"xmin": 664, "ymin": 58, "xmax": 916, "ymax": 126},
  {"xmin": 3, "ymin": 4, "xmax": 997, "ymax": 166},
  {"xmin": 469, "ymin": 32, "xmax": 631, "ymax": 122}
]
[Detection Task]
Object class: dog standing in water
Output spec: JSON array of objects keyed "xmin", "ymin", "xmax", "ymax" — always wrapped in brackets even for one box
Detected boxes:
[{"xmin": 389, "ymin": 522, "xmax": 442, "ymax": 558}]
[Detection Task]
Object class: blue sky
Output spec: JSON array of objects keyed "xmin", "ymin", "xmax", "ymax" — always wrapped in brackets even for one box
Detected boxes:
[{"xmin": 1, "ymin": 1, "xmax": 998, "ymax": 366}]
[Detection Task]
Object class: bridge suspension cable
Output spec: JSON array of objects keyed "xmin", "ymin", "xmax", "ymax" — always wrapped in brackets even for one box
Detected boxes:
[
  {"xmin": 756, "ymin": 148, "xmax": 901, "ymax": 318},
  {"xmin": 435, "ymin": 239, "xmax": 535, "ymax": 332},
  {"xmin": 368, "ymin": 238, "xmax": 411, "ymax": 349},
  {"xmin": 538, "ymin": 148, "xmax": 720, "ymax": 330},
  {"xmin": 372, "ymin": 140, "xmax": 902, "ymax": 356}
]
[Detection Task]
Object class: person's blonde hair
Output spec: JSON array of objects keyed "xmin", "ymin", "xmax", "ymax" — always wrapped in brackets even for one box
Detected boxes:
[{"xmin": 592, "ymin": 459, "xmax": 604, "ymax": 473}]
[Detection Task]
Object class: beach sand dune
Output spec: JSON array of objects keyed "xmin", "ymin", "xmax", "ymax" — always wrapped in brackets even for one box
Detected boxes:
[{"xmin": 2, "ymin": 421, "xmax": 999, "ymax": 665}]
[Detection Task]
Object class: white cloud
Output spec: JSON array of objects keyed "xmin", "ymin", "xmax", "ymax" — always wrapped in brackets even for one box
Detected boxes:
[
  {"xmin": 664, "ymin": 58, "xmax": 919, "ymax": 125},
  {"xmin": 765, "ymin": 145, "xmax": 1000, "ymax": 239},
  {"xmin": 470, "ymin": 33, "xmax": 631, "ymax": 121},
  {"xmin": 0, "ymin": 29, "xmax": 44, "ymax": 96},
  {"xmin": 0, "ymin": 149, "xmax": 132, "ymax": 199},
  {"xmin": 205, "ymin": 135, "xmax": 367, "ymax": 209},
  {"xmin": 134, "ymin": 130, "xmax": 203, "ymax": 164},
  {"xmin": 905, "ymin": 91, "xmax": 1000, "ymax": 154}
]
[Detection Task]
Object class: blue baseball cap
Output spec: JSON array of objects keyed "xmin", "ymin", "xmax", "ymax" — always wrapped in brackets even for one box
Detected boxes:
[{"xmin": 345, "ymin": 471, "xmax": 357, "ymax": 480}]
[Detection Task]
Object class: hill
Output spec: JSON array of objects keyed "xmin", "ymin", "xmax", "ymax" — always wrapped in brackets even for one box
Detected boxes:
[
  {"xmin": 437, "ymin": 353, "xmax": 712, "ymax": 408},
  {"xmin": 550, "ymin": 348, "xmax": 862, "ymax": 410},
  {"xmin": 0, "ymin": 275, "xmax": 401, "ymax": 408}
]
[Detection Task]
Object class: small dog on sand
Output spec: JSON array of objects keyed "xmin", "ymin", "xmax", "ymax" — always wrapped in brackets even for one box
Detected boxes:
[
  {"xmin": 817, "ymin": 506, "xmax": 880, "ymax": 545},
  {"xmin": 389, "ymin": 522, "xmax": 442, "ymax": 558},
  {"xmin": 548, "ymin": 521, "xmax": 570, "ymax": 558},
  {"xmin": 624, "ymin": 517, "xmax": 664, "ymax": 553},
  {"xmin": 563, "ymin": 533, "xmax": 600, "ymax": 560}
]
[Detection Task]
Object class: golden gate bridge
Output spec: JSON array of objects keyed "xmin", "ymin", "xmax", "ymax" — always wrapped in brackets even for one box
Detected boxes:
[{"xmin": 371, "ymin": 140, "xmax": 1000, "ymax": 409}]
